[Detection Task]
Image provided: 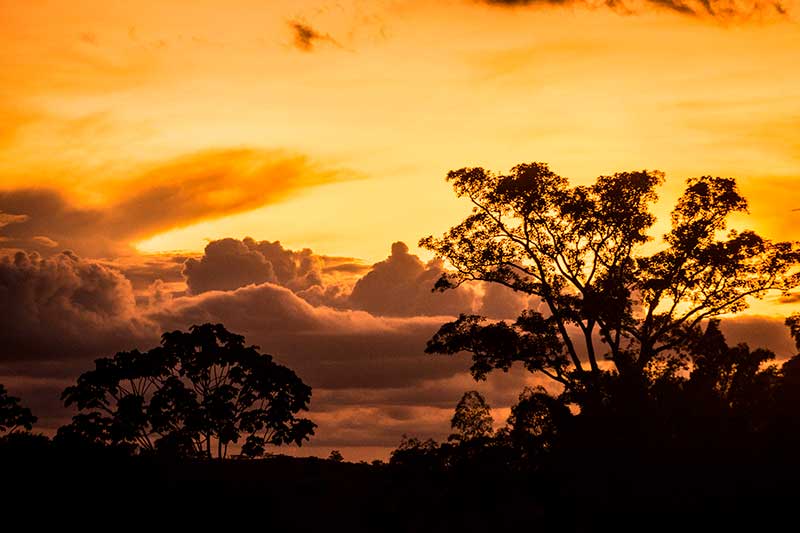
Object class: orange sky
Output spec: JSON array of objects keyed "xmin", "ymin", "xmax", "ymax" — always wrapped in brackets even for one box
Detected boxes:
[{"xmin": 1, "ymin": 0, "xmax": 798, "ymax": 263}]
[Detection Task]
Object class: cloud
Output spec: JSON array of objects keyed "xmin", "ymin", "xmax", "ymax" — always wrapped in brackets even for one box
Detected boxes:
[
  {"xmin": 183, "ymin": 238, "xmax": 279, "ymax": 293},
  {"xmin": 0, "ymin": 148, "xmax": 351, "ymax": 257},
  {"xmin": 476, "ymin": 0, "xmax": 789, "ymax": 19},
  {"xmin": 0, "ymin": 250, "xmax": 158, "ymax": 368},
  {"xmin": 779, "ymin": 292, "xmax": 800, "ymax": 304},
  {"xmin": 180, "ymin": 238, "xmax": 487, "ymax": 318},
  {"xmin": 113, "ymin": 254, "xmax": 189, "ymax": 292},
  {"xmin": 148, "ymin": 281, "xmax": 466, "ymax": 390},
  {"xmin": 478, "ymin": 282, "xmax": 536, "ymax": 319},
  {"xmin": 0, "ymin": 188, "xmax": 116, "ymax": 257},
  {"xmin": 0, "ymin": 213, "xmax": 29, "ymax": 229},
  {"xmin": 348, "ymin": 242, "xmax": 478, "ymax": 317},
  {"xmin": 108, "ymin": 149, "xmax": 346, "ymax": 241},
  {"xmin": 288, "ymin": 21, "xmax": 339, "ymax": 52},
  {"xmin": 183, "ymin": 237, "xmax": 331, "ymax": 295},
  {"xmin": 718, "ymin": 315, "xmax": 797, "ymax": 357}
]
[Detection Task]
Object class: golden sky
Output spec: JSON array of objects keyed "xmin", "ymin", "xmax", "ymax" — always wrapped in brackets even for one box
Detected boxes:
[{"xmin": 1, "ymin": 0, "xmax": 798, "ymax": 262}]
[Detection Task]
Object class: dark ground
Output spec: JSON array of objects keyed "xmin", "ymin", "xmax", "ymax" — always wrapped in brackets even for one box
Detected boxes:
[{"xmin": 1, "ymin": 437, "xmax": 797, "ymax": 532}]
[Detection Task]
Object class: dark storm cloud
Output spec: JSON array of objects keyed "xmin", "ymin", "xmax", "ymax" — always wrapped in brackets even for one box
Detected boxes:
[{"xmin": 477, "ymin": 0, "xmax": 789, "ymax": 18}]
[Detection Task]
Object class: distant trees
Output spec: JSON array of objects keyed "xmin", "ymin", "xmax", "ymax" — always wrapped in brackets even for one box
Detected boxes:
[
  {"xmin": 59, "ymin": 323, "xmax": 316, "ymax": 458},
  {"xmin": 0, "ymin": 384, "xmax": 36, "ymax": 435},
  {"xmin": 421, "ymin": 163, "xmax": 800, "ymax": 416},
  {"xmin": 449, "ymin": 390, "xmax": 493, "ymax": 442},
  {"xmin": 328, "ymin": 449, "xmax": 344, "ymax": 462}
]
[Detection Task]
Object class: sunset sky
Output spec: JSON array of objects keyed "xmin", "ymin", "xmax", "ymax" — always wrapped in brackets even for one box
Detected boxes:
[{"xmin": 1, "ymin": 0, "xmax": 799, "ymax": 460}]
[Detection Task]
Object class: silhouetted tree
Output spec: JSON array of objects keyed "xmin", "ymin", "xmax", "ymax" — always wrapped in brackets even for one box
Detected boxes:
[
  {"xmin": 0, "ymin": 384, "xmax": 36, "ymax": 434},
  {"xmin": 59, "ymin": 323, "xmax": 316, "ymax": 458},
  {"xmin": 421, "ymin": 163, "xmax": 800, "ymax": 413},
  {"xmin": 329, "ymin": 449, "xmax": 344, "ymax": 462},
  {"xmin": 449, "ymin": 390, "xmax": 494, "ymax": 442},
  {"xmin": 787, "ymin": 313, "xmax": 800, "ymax": 350},
  {"xmin": 505, "ymin": 386, "xmax": 572, "ymax": 453}
]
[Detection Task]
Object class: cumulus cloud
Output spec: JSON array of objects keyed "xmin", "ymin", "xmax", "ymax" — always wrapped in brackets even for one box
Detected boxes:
[
  {"xmin": 478, "ymin": 282, "xmax": 536, "ymax": 319},
  {"xmin": 148, "ymin": 281, "xmax": 465, "ymax": 390},
  {"xmin": 183, "ymin": 237, "xmax": 333, "ymax": 295},
  {"xmin": 0, "ymin": 250, "xmax": 158, "ymax": 367},
  {"xmin": 348, "ymin": 242, "xmax": 478, "ymax": 317},
  {"xmin": 477, "ymin": 0, "xmax": 789, "ymax": 19},
  {"xmin": 0, "ymin": 148, "xmax": 351, "ymax": 257},
  {"xmin": 177, "ymin": 238, "xmax": 535, "ymax": 320}
]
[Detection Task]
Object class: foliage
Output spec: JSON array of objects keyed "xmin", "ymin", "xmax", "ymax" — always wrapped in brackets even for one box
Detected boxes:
[
  {"xmin": 389, "ymin": 434, "xmax": 442, "ymax": 471},
  {"xmin": 421, "ymin": 163, "xmax": 800, "ymax": 408},
  {"xmin": 59, "ymin": 323, "xmax": 316, "ymax": 458},
  {"xmin": 329, "ymin": 449, "xmax": 344, "ymax": 462},
  {"xmin": 787, "ymin": 313, "xmax": 800, "ymax": 352},
  {"xmin": 449, "ymin": 390, "xmax": 494, "ymax": 442},
  {"xmin": 505, "ymin": 386, "xmax": 572, "ymax": 451},
  {"xmin": 0, "ymin": 384, "xmax": 37, "ymax": 434}
]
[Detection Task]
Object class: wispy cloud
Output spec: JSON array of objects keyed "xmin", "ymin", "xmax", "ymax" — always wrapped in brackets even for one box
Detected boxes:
[
  {"xmin": 0, "ymin": 148, "xmax": 355, "ymax": 257},
  {"xmin": 477, "ymin": 0, "xmax": 790, "ymax": 20},
  {"xmin": 288, "ymin": 20, "xmax": 339, "ymax": 52}
]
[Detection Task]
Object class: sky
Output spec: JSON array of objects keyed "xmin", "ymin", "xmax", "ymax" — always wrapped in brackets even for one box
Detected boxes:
[{"xmin": 1, "ymin": 0, "xmax": 799, "ymax": 460}]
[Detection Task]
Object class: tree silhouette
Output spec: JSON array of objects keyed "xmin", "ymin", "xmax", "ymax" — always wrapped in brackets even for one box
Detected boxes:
[
  {"xmin": 59, "ymin": 323, "xmax": 315, "ymax": 458},
  {"xmin": 421, "ymin": 163, "xmax": 800, "ymax": 411},
  {"xmin": 449, "ymin": 390, "xmax": 494, "ymax": 442},
  {"xmin": 328, "ymin": 449, "xmax": 344, "ymax": 462},
  {"xmin": 504, "ymin": 386, "xmax": 572, "ymax": 452},
  {"xmin": 787, "ymin": 313, "xmax": 800, "ymax": 351},
  {"xmin": 0, "ymin": 384, "xmax": 37, "ymax": 434}
]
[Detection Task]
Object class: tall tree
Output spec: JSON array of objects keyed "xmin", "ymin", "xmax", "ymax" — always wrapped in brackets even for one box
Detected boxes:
[
  {"xmin": 421, "ymin": 163, "xmax": 800, "ymax": 408},
  {"xmin": 449, "ymin": 390, "xmax": 494, "ymax": 442},
  {"xmin": 60, "ymin": 323, "xmax": 316, "ymax": 458}
]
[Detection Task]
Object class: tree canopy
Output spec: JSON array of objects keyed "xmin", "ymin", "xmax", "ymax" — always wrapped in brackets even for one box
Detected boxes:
[
  {"xmin": 421, "ymin": 163, "xmax": 800, "ymax": 409},
  {"xmin": 0, "ymin": 384, "xmax": 37, "ymax": 435},
  {"xmin": 59, "ymin": 323, "xmax": 315, "ymax": 458},
  {"xmin": 449, "ymin": 390, "xmax": 494, "ymax": 442}
]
